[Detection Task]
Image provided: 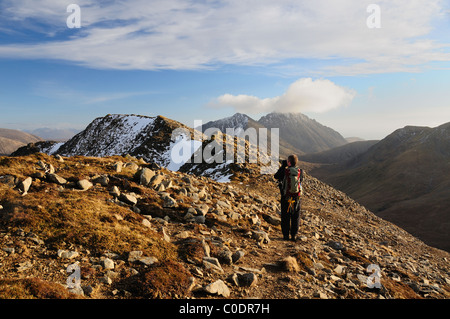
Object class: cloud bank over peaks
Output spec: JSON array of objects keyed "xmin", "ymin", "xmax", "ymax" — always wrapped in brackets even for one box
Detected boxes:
[{"xmin": 209, "ymin": 78, "xmax": 356, "ymax": 114}]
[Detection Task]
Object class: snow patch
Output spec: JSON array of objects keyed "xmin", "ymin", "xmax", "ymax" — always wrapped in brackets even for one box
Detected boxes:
[{"xmin": 46, "ymin": 142, "xmax": 64, "ymax": 155}]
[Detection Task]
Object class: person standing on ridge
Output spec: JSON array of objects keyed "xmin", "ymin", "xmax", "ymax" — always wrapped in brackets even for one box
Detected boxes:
[{"xmin": 274, "ymin": 155, "xmax": 304, "ymax": 241}]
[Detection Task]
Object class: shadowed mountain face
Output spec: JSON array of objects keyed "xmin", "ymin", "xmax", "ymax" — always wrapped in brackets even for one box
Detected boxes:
[
  {"xmin": 310, "ymin": 122, "xmax": 450, "ymax": 252},
  {"xmin": 0, "ymin": 128, "xmax": 41, "ymax": 155},
  {"xmin": 301, "ymin": 140, "xmax": 379, "ymax": 164}
]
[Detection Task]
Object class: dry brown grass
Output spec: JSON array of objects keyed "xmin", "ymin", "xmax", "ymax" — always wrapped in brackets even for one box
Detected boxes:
[
  {"xmin": 0, "ymin": 278, "xmax": 84, "ymax": 299},
  {"xmin": 0, "ymin": 154, "xmax": 177, "ymax": 259},
  {"xmin": 115, "ymin": 259, "xmax": 192, "ymax": 299}
]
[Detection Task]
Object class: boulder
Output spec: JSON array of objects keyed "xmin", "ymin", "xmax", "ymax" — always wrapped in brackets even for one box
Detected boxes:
[
  {"xmin": 102, "ymin": 258, "xmax": 115, "ymax": 270},
  {"xmin": 203, "ymin": 257, "xmax": 224, "ymax": 274},
  {"xmin": 77, "ymin": 179, "xmax": 93, "ymax": 191},
  {"xmin": 139, "ymin": 168, "xmax": 155, "ymax": 186},
  {"xmin": 232, "ymin": 250, "xmax": 245, "ymax": 263},
  {"xmin": 47, "ymin": 173, "xmax": 67, "ymax": 185},
  {"xmin": 92, "ymin": 175, "xmax": 109, "ymax": 186},
  {"xmin": 204, "ymin": 280, "xmax": 230, "ymax": 297},
  {"xmin": 252, "ymin": 230, "xmax": 270, "ymax": 244},
  {"xmin": 128, "ymin": 250, "xmax": 143, "ymax": 263},
  {"xmin": 20, "ymin": 177, "xmax": 33, "ymax": 195},
  {"xmin": 110, "ymin": 186, "xmax": 120, "ymax": 197},
  {"xmin": 238, "ymin": 273, "xmax": 258, "ymax": 287},
  {"xmin": 113, "ymin": 162, "xmax": 123, "ymax": 173},
  {"xmin": 120, "ymin": 193, "xmax": 138, "ymax": 205},
  {"xmin": 150, "ymin": 174, "xmax": 165, "ymax": 188}
]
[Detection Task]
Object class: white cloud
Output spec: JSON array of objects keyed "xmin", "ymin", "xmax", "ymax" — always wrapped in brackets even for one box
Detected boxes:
[
  {"xmin": 0, "ymin": 0, "xmax": 449, "ymax": 74},
  {"xmin": 209, "ymin": 78, "xmax": 356, "ymax": 114}
]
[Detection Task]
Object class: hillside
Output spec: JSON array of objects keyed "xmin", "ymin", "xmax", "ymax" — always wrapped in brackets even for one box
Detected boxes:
[
  {"xmin": 0, "ymin": 153, "xmax": 449, "ymax": 300},
  {"xmin": 301, "ymin": 140, "xmax": 379, "ymax": 164},
  {"xmin": 0, "ymin": 129, "xmax": 41, "ymax": 155},
  {"xmin": 310, "ymin": 122, "xmax": 450, "ymax": 252}
]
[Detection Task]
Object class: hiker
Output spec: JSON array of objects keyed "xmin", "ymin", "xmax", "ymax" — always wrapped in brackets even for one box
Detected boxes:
[{"xmin": 274, "ymin": 155, "xmax": 304, "ymax": 241}]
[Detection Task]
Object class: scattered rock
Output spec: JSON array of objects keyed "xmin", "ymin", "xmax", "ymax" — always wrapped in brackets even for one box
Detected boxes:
[
  {"xmin": 1, "ymin": 175, "xmax": 19, "ymax": 187},
  {"xmin": 262, "ymin": 213, "xmax": 281, "ymax": 226},
  {"xmin": 238, "ymin": 273, "xmax": 258, "ymax": 287},
  {"xmin": 218, "ymin": 249, "xmax": 233, "ymax": 265},
  {"xmin": 47, "ymin": 173, "xmax": 67, "ymax": 185},
  {"xmin": 77, "ymin": 179, "xmax": 93, "ymax": 191},
  {"xmin": 232, "ymin": 250, "xmax": 245, "ymax": 263},
  {"xmin": 99, "ymin": 275, "xmax": 113, "ymax": 285},
  {"xmin": 58, "ymin": 250, "xmax": 79, "ymax": 259},
  {"xmin": 102, "ymin": 258, "xmax": 115, "ymax": 270},
  {"xmin": 150, "ymin": 174, "xmax": 164, "ymax": 188},
  {"xmin": 252, "ymin": 230, "xmax": 270, "ymax": 244},
  {"xmin": 128, "ymin": 251, "xmax": 143, "ymax": 263},
  {"xmin": 327, "ymin": 241, "xmax": 345, "ymax": 251},
  {"xmin": 16, "ymin": 261, "xmax": 33, "ymax": 272},
  {"xmin": 334, "ymin": 265, "xmax": 346, "ymax": 275},
  {"xmin": 141, "ymin": 218, "xmax": 152, "ymax": 228},
  {"xmin": 204, "ymin": 280, "xmax": 230, "ymax": 297},
  {"xmin": 119, "ymin": 193, "xmax": 138, "ymax": 206},
  {"xmin": 313, "ymin": 291, "xmax": 328, "ymax": 299},
  {"xmin": 82, "ymin": 285, "xmax": 94, "ymax": 296},
  {"xmin": 138, "ymin": 256, "xmax": 158, "ymax": 266},
  {"xmin": 139, "ymin": 168, "xmax": 155, "ymax": 186},
  {"xmin": 20, "ymin": 177, "xmax": 33, "ymax": 195},
  {"xmin": 113, "ymin": 162, "xmax": 123, "ymax": 173},
  {"xmin": 110, "ymin": 186, "xmax": 120, "ymax": 197},
  {"xmin": 203, "ymin": 257, "xmax": 224, "ymax": 274},
  {"xmin": 92, "ymin": 175, "xmax": 109, "ymax": 186}
]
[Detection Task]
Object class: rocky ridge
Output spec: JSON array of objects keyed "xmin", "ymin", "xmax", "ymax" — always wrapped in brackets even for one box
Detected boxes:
[{"xmin": 0, "ymin": 153, "xmax": 449, "ymax": 299}]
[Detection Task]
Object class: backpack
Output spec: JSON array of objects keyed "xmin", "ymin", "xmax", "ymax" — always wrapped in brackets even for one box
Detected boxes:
[{"xmin": 283, "ymin": 166, "xmax": 302, "ymax": 197}]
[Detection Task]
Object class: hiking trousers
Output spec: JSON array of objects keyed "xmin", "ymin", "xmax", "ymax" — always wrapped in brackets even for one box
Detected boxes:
[{"xmin": 280, "ymin": 195, "xmax": 301, "ymax": 239}]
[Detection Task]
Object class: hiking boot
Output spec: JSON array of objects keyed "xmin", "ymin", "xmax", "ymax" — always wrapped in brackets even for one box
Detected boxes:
[{"xmin": 290, "ymin": 236, "xmax": 297, "ymax": 242}]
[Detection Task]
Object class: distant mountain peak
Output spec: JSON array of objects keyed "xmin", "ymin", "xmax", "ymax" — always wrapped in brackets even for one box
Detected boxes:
[{"xmin": 258, "ymin": 111, "xmax": 347, "ymax": 154}]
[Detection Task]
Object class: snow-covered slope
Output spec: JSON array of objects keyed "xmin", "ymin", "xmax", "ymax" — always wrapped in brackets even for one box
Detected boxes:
[{"xmin": 56, "ymin": 114, "xmax": 202, "ymax": 170}]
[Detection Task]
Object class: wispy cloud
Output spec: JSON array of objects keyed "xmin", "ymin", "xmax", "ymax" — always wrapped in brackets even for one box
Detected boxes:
[
  {"xmin": 32, "ymin": 80, "xmax": 156, "ymax": 104},
  {"xmin": 0, "ymin": 0, "xmax": 449, "ymax": 75}
]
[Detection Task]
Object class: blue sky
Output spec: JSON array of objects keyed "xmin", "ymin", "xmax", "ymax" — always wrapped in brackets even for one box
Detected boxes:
[{"xmin": 0, "ymin": 0, "xmax": 450, "ymax": 140}]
